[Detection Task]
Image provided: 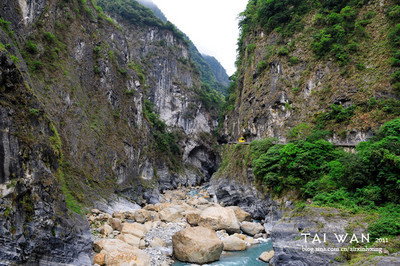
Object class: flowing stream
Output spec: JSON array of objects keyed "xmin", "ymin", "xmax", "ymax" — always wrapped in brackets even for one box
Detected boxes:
[{"xmin": 173, "ymin": 238, "xmax": 273, "ymax": 265}]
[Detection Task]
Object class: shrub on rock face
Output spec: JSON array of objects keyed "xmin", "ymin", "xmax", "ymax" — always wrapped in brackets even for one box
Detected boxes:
[
  {"xmin": 172, "ymin": 227, "xmax": 223, "ymax": 264},
  {"xmin": 368, "ymin": 216, "xmax": 400, "ymax": 241}
]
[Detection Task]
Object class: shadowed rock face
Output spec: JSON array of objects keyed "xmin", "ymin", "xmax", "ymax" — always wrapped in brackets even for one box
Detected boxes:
[
  {"xmin": 0, "ymin": 111, "xmax": 22, "ymax": 185},
  {"xmin": 209, "ymin": 172, "xmax": 282, "ymax": 220},
  {"xmin": 0, "ymin": 51, "xmax": 92, "ymax": 265},
  {"xmin": 0, "ymin": 0, "xmax": 221, "ymax": 263},
  {"xmin": 270, "ymin": 207, "xmax": 369, "ymax": 266}
]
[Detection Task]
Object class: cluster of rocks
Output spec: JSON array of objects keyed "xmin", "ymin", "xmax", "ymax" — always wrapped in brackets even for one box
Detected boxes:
[{"xmin": 88, "ymin": 187, "xmax": 272, "ymax": 265}]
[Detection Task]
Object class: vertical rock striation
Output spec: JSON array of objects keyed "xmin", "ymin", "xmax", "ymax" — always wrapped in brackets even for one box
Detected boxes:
[
  {"xmin": 0, "ymin": 0, "xmax": 220, "ymax": 263},
  {"xmin": 0, "ymin": 51, "xmax": 91, "ymax": 265}
]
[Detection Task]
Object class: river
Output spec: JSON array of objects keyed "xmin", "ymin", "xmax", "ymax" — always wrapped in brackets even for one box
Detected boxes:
[{"xmin": 173, "ymin": 238, "xmax": 273, "ymax": 266}]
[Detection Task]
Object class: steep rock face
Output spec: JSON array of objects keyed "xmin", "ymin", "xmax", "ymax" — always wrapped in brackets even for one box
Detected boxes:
[
  {"xmin": 0, "ymin": 0, "xmax": 218, "ymax": 204},
  {"xmin": 0, "ymin": 0, "xmax": 218, "ymax": 262},
  {"xmin": 223, "ymin": 1, "xmax": 398, "ymax": 145},
  {"xmin": 208, "ymin": 145, "xmax": 283, "ymax": 220},
  {"xmin": 111, "ymin": 10, "xmax": 219, "ymax": 192},
  {"xmin": 270, "ymin": 207, "xmax": 369, "ymax": 265},
  {"xmin": 0, "ymin": 50, "xmax": 91, "ymax": 265},
  {"xmin": 209, "ymin": 173, "xmax": 281, "ymax": 220},
  {"xmin": 214, "ymin": 2, "xmax": 400, "ymax": 265}
]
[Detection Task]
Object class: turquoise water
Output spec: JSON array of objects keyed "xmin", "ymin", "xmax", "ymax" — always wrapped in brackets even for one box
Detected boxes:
[
  {"xmin": 173, "ymin": 239, "xmax": 272, "ymax": 266},
  {"xmin": 187, "ymin": 189, "xmax": 199, "ymax": 197}
]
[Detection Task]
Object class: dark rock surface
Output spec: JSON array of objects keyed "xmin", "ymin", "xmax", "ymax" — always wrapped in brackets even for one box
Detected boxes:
[
  {"xmin": 0, "ymin": 0, "xmax": 220, "ymax": 262},
  {"xmin": 0, "ymin": 51, "xmax": 92, "ymax": 265},
  {"xmin": 2, "ymin": 0, "xmax": 219, "ymax": 205},
  {"xmin": 208, "ymin": 169, "xmax": 282, "ymax": 220},
  {"xmin": 270, "ymin": 207, "xmax": 368, "ymax": 266},
  {"xmin": 355, "ymin": 256, "xmax": 400, "ymax": 265},
  {"xmin": 223, "ymin": 2, "xmax": 398, "ymax": 145}
]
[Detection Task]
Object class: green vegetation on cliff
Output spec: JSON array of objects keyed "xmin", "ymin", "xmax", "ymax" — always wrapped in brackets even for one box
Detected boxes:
[
  {"xmin": 222, "ymin": 0, "xmax": 400, "ymax": 143},
  {"xmin": 188, "ymin": 41, "xmax": 228, "ymax": 95},
  {"xmin": 259, "ymin": 118, "xmax": 398, "ymax": 240},
  {"xmin": 97, "ymin": 0, "xmax": 186, "ymax": 41},
  {"xmin": 97, "ymin": 0, "xmax": 228, "ymax": 96},
  {"xmin": 238, "ymin": 0, "xmax": 373, "ymax": 67},
  {"xmin": 143, "ymin": 99, "xmax": 182, "ymax": 171},
  {"xmin": 218, "ymin": 117, "xmax": 400, "ymax": 248},
  {"xmin": 96, "ymin": 0, "xmax": 163, "ymax": 28},
  {"xmin": 252, "ymin": 118, "xmax": 400, "ymax": 205}
]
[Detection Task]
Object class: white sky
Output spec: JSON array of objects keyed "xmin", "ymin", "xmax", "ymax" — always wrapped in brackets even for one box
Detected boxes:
[{"xmin": 151, "ymin": 0, "xmax": 248, "ymax": 76}]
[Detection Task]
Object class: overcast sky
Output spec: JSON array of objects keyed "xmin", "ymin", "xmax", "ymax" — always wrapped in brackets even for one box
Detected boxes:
[{"xmin": 151, "ymin": 0, "xmax": 248, "ymax": 76}]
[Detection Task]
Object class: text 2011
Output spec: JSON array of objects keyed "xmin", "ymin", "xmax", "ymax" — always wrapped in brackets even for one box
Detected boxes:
[{"xmin": 376, "ymin": 238, "xmax": 389, "ymax": 243}]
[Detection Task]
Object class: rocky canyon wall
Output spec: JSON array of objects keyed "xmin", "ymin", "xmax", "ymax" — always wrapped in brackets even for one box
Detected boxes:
[{"xmin": 0, "ymin": 0, "xmax": 219, "ymax": 263}]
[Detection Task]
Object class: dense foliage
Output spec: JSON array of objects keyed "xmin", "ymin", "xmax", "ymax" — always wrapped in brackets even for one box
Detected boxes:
[
  {"xmin": 202, "ymin": 55, "xmax": 230, "ymax": 86},
  {"xmin": 188, "ymin": 41, "xmax": 228, "ymax": 95},
  {"xmin": 388, "ymin": 2, "xmax": 400, "ymax": 94},
  {"xmin": 143, "ymin": 100, "xmax": 182, "ymax": 171},
  {"xmin": 251, "ymin": 118, "xmax": 400, "ymax": 239},
  {"xmin": 195, "ymin": 84, "xmax": 224, "ymax": 116},
  {"xmin": 222, "ymin": 73, "xmax": 238, "ymax": 113},
  {"xmin": 97, "ymin": 0, "xmax": 163, "ymax": 27},
  {"xmin": 252, "ymin": 118, "xmax": 400, "ymax": 203},
  {"xmin": 135, "ymin": 0, "xmax": 167, "ymax": 22},
  {"xmin": 96, "ymin": 0, "xmax": 186, "ymax": 41},
  {"xmin": 238, "ymin": 0, "xmax": 372, "ymax": 66}
]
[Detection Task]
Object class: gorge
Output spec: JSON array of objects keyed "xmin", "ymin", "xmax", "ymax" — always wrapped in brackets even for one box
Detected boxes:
[{"xmin": 1, "ymin": 0, "xmax": 400, "ymax": 265}]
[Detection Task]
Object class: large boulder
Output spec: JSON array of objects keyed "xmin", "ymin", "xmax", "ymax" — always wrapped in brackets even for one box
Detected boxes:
[
  {"xmin": 99, "ymin": 224, "xmax": 113, "ymax": 237},
  {"xmin": 94, "ymin": 252, "xmax": 105, "ymax": 266},
  {"xmin": 198, "ymin": 207, "xmax": 240, "ymax": 234},
  {"xmin": 109, "ymin": 218, "xmax": 122, "ymax": 231},
  {"xmin": 149, "ymin": 211, "xmax": 161, "ymax": 222},
  {"xmin": 113, "ymin": 211, "xmax": 125, "ymax": 220},
  {"xmin": 159, "ymin": 207, "xmax": 183, "ymax": 222},
  {"xmin": 222, "ymin": 235, "xmax": 247, "ymax": 251},
  {"xmin": 197, "ymin": 197, "xmax": 209, "ymax": 205},
  {"xmin": 134, "ymin": 209, "xmax": 151, "ymax": 223},
  {"xmin": 143, "ymin": 204, "xmax": 157, "ymax": 211},
  {"xmin": 228, "ymin": 206, "xmax": 252, "ymax": 222},
  {"xmin": 259, "ymin": 250, "xmax": 274, "ymax": 263},
  {"xmin": 240, "ymin": 221, "xmax": 265, "ymax": 236},
  {"xmin": 121, "ymin": 222, "xmax": 147, "ymax": 239},
  {"xmin": 93, "ymin": 239, "xmax": 150, "ymax": 266},
  {"xmin": 185, "ymin": 210, "xmax": 201, "ymax": 226},
  {"xmin": 150, "ymin": 237, "xmax": 166, "ymax": 248},
  {"xmin": 172, "ymin": 227, "xmax": 223, "ymax": 264},
  {"xmin": 117, "ymin": 233, "xmax": 141, "ymax": 248}
]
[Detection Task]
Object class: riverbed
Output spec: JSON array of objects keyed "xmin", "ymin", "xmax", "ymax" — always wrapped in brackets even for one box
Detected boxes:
[
  {"xmin": 89, "ymin": 185, "xmax": 273, "ymax": 265},
  {"xmin": 173, "ymin": 238, "xmax": 273, "ymax": 265}
]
